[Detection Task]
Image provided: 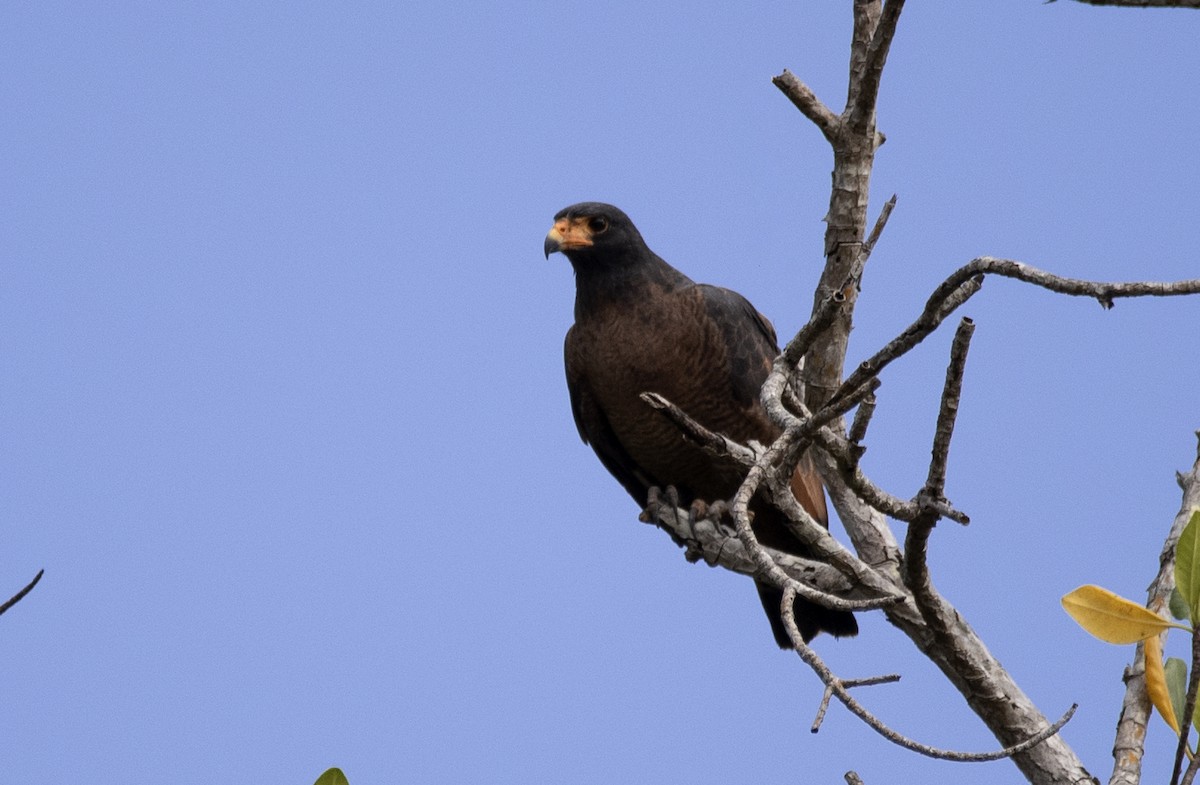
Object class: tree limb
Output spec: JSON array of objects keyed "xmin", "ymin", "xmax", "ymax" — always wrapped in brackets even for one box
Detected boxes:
[
  {"xmin": 847, "ymin": 0, "xmax": 904, "ymax": 134},
  {"xmin": 0, "ymin": 569, "xmax": 44, "ymax": 617},
  {"xmin": 782, "ymin": 584, "xmax": 1079, "ymax": 762},
  {"xmin": 1063, "ymin": 0, "xmax": 1200, "ymax": 6},
  {"xmin": 772, "ymin": 69, "xmax": 839, "ymax": 143}
]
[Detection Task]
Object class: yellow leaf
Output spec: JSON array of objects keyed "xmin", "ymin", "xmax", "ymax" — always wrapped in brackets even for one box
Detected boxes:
[
  {"xmin": 1144, "ymin": 633, "xmax": 1180, "ymax": 734},
  {"xmin": 1061, "ymin": 585, "xmax": 1182, "ymax": 644}
]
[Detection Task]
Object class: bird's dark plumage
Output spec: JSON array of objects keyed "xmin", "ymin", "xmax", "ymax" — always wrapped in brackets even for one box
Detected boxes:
[{"xmin": 546, "ymin": 202, "xmax": 857, "ymax": 647}]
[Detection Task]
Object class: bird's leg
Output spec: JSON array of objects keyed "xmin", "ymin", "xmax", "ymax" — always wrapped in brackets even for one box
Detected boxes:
[
  {"xmin": 639, "ymin": 485, "xmax": 682, "ymax": 528},
  {"xmin": 699, "ymin": 499, "xmax": 735, "ymax": 535},
  {"xmin": 639, "ymin": 485, "xmax": 669, "ymax": 524},
  {"xmin": 687, "ymin": 498, "xmax": 734, "ymax": 566},
  {"xmin": 640, "ymin": 485, "xmax": 702, "ymax": 553},
  {"xmin": 640, "ymin": 487, "xmax": 737, "ymax": 565}
]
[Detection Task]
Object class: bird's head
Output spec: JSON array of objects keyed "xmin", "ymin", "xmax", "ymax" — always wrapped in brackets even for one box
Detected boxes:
[{"xmin": 543, "ymin": 202, "xmax": 645, "ymax": 266}]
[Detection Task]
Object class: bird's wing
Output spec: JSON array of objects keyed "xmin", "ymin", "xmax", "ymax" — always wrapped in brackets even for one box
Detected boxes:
[
  {"xmin": 695, "ymin": 284, "xmax": 828, "ymax": 527},
  {"xmin": 695, "ymin": 284, "xmax": 780, "ymax": 409},
  {"xmin": 564, "ymin": 325, "xmax": 656, "ymax": 505}
]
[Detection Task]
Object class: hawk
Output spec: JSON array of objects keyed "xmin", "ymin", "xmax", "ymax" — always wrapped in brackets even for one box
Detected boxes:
[{"xmin": 546, "ymin": 202, "xmax": 856, "ymax": 646}]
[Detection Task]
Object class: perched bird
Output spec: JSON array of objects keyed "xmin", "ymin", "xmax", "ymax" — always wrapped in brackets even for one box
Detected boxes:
[{"xmin": 545, "ymin": 202, "xmax": 857, "ymax": 647}]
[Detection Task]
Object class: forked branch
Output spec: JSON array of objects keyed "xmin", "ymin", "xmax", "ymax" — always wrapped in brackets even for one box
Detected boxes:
[{"xmin": 781, "ymin": 585, "xmax": 1077, "ymax": 762}]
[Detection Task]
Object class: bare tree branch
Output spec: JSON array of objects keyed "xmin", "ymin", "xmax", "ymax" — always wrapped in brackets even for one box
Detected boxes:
[
  {"xmin": 1173, "ymin": 625, "xmax": 1200, "ymax": 785},
  {"xmin": 1063, "ymin": 0, "xmax": 1200, "ymax": 6},
  {"xmin": 638, "ymin": 5, "xmax": 1200, "ymax": 781},
  {"xmin": 798, "ymin": 3, "xmax": 895, "ymax": 411},
  {"xmin": 773, "ymin": 31, "xmax": 1198, "ymax": 774},
  {"xmin": 828, "ymin": 259, "xmax": 1200, "ymax": 414},
  {"xmin": 772, "ymin": 69, "xmax": 839, "ymax": 143},
  {"xmin": 861, "ymin": 194, "xmax": 897, "ymax": 266},
  {"xmin": 847, "ymin": 0, "xmax": 905, "ymax": 134},
  {"xmin": 781, "ymin": 584, "xmax": 1079, "ymax": 762},
  {"xmin": 812, "ymin": 425, "xmax": 921, "ymax": 520},
  {"xmin": 639, "ymin": 391, "xmax": 906, "ymax": 608},
  {"xmin": 764, "ymin": 7, "xmax": 1200, "ymax": 778},
  {"xmin": 1182, "ymin": 751, "xmax": 1200, "ymax": 785},
  {"xmin": 813, "ymin": 673, "xmax": 902, "ymax": 731},
  {"xmin": 923, "ymin": 318, "xmax": 974, "ymax": 500},
  {"xmin": 640, "ymin": 490, "xmax": 899, "ymax": 610},
  {"xmin": 847, "ymin": 391, "xmax": 876, "ymax": 444},
  {"xmin": 779, "ymin": 261, "xmax": 1119, "ymax": 781},
  {"xmin": 930, "ymin": 257, "xmax": 1200, "ymax": 309},
  {"xmin": 0, "ymin": 569, "xmax": 44, "ymax": 617}
]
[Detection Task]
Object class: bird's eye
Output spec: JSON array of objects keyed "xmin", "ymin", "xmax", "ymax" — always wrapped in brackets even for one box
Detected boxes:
[{"xmin": 588, "ymin": 217, "xmax": 609, "ymax": 234}]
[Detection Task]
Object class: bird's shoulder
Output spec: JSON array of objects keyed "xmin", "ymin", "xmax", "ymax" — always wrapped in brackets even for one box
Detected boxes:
[
  {"xmin": 693, "ymin": 283, "xmax": 779, "ymax": 355},
  {"xmin": 565, "ymin": 279, "xmax": 781, "ymax": 434},
  {"xmin": 691, "ymin": 283, "xmax": 780, "ymax": 409}
]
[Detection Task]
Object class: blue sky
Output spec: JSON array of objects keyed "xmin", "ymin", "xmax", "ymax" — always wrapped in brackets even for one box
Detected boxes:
[{"xmin": 2, "ymin": 3, "xmax": 1198, "ymax": 783}]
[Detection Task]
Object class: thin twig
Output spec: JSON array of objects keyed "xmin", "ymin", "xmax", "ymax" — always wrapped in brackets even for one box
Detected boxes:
[
  {"xmin": 729, "ymin": 391, "xmax": 905, "ymax": 615},
  {"xmin": 762, "ymin": 462, "xmax": 906, "ymax": 597},
  {"xmin": 812, "ymin": 427, "xmax": 920, "ymax": 521},
  {"xmin": 829, "ymin": 259, "xmax": 1200, "ymax": 413},
  {"xmin": 934, "ymin": 275, "xmax": 986, "ymax": 320},
  {"xmin": 1171, "ymin": 625, "xmax": 1200, "ymax": 785},
  {"xmin": 903, "ymin": 510, "xmax": 942, "ymax": 635},
  {"xmin": 826, "ymin": 276, "xmax": 983, "ymax": 413},
  {"xmin": 781, "ymin": 585, "xmax": 1076, "ymax": 761},
  {"xmin": 1064, "ymin": 0, "xmax": 1200, "ymax": 6},
  {"xmin": 729, "ymin": 441, "xmax": 821, "ymax": 604},
  {"xmin": 847, "ymin": 392, "xmax": 877, "ymax": 444},
  {"xmin": 640, "ymin": 391, "xmax": 906, "ymax": 608},
  {"xmin": 810, "ymin": 378, "xmax": 883, "ymax": 435},
  {"xmin": 904, "ymin": 382, "xmax": 970, "ymax": 629},
  {"xmin": 812, "ymin": 674, "xmax": 902, "ymax": 731},
  {"xmin": 860, "ymin": 194, "xmax": 897, "ymax": 266},
  {"xmin": 919, "ymin": 496, "xmax": 970, "ymax": 526},
  {"xmin": 900, "ymin": 319, "xmax": 978, "ymax": 640},
  {"xmin": 778, "ymin": 391, "xmax": 921, "ymax": 523},
  {"xmin": 641, "ymin": 391, "xmax": 755, "ymax": 461},
  {"xmin": 924, "ymin": 318, "xmax": 974, "ymax": 499},
  {"xmin": 1184, "ymin": 743, "xmax": 1200, "ymax": 785},
  {"xmin": 932, "ymin": 257, "xmax": 1200, "ymax": 309},
  {"xmin": 772, "ymin": 378, "xmax": 881, "ymax": 487},
  {"xmin": 773, "ymin": 287, "xmax": 846, "ymax": 389},
  {"xmin": 0, "ymin": 569, "xmax": 44, "ymax": 617},
  {"xmin": 639, "ymin": 492, "xmax": 898, "ymax": 610}
]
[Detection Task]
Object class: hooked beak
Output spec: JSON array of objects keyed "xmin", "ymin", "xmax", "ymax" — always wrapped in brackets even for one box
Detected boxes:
[
  {"xmin": 543, "ymin": 217, "xmax": 594, "ymax": 259},
  {"xmin": 543, "ymin": 229, "xmax": 561, "ymax": 259}
]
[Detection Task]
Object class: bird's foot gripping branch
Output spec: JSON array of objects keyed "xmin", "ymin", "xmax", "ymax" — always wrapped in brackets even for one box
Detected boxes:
[{"xmin": 637, "ymin": 485, "xmax": 734, "ymax": 566}]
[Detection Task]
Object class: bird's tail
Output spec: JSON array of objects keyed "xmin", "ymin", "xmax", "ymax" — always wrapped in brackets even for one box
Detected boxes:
[{"xmin": 756, "ymin": 581, "xmax": 858, "ymax": 648}]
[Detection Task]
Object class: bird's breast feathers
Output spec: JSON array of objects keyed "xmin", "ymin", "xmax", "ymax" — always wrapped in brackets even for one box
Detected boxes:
[{"xmin": 567, "ymin": 287, "xmax": 770, "ymax": 490}]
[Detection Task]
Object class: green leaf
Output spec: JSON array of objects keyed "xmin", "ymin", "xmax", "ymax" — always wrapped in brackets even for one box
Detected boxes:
[
  {"xmin": 1175, "ymin": 510, "xmax": 1200, "ymax": 623},
  {"xmin": 1170, "ymin": 586, "xmax": 1192, "ymax": 622},
  {"xmin": 1166, "ymin": 656, "xmax": 1188, "ymax": 734},
  {"xmin": 313, "ymin": 768, "xmax": 349, "ymax": 785},
  {"xmin": 1062, "ymin": 585, "xmax": 1183, "ymax": 643}
]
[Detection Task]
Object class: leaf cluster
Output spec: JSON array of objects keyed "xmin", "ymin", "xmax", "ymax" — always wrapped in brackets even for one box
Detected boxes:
[{"xmin": 1063, "ymin": 510, "xmax": 1200, "ymax": 739}]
